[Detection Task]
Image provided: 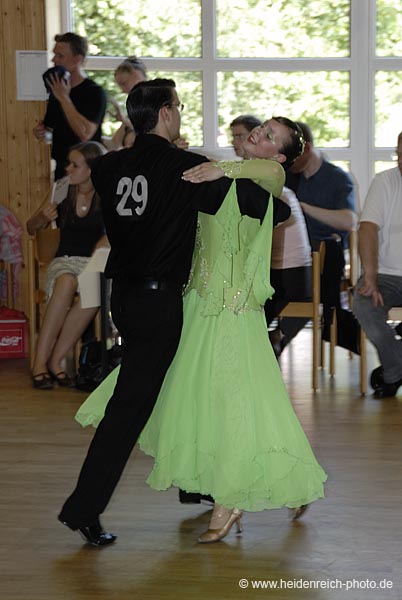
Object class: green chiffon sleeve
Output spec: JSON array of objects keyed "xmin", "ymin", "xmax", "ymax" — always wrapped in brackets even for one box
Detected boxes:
[{"xmin": 216, "ymin": 158, "xmax": 285, "ymax": 197}]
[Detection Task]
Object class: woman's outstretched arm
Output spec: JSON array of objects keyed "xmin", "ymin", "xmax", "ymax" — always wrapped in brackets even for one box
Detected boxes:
[{"xmin": 182, "ymin": 159, "xmax": 285, "ymax": 197}]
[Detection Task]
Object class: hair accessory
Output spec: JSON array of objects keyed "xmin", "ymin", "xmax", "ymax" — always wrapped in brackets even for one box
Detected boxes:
[{"xmin": 297, "ymin": 132, "xmax": 306, "ymax": 155}]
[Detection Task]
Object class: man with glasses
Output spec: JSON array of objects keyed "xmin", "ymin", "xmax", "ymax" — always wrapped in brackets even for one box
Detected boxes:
[
  {"xmin": 230, "ymin": 114, "xmax": 262, "ymax": 158},
  {"xmin": 58, "ymin": 79, "xmax": 283, "ymax": 546},
  {"xmin": 286, "ymin": 121, "xmax": 357, "ymax": 248}
]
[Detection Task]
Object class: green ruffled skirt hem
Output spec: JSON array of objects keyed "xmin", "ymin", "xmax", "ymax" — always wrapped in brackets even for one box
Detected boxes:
[
  {"xmin": 139, "ymin": 440, "xmax": 326, "ymax": 512},
  {"xmin": 76, "ymin": 290, "xmax": 327, "ymax": 511},
  {"xmin": 139, "ymin": 290, "xmax": 327, "ymax": 510}
]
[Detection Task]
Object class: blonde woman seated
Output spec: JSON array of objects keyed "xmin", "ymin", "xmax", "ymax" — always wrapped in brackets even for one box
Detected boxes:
[
  {"xmin": 104, "ymin": 57, "xmax": 147, "ymax": 150},
  {"xmin": 106, "ymin": 56, "xmax": 189, "ymax": 151},
  {"xmin": 27, "ymin": 141, "xmax": 108, "ymax": 390}
]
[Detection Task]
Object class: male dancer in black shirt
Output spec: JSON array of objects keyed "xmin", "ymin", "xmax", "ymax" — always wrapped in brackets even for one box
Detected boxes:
[{"xmin": 58, "ymin": 79, "xmax": 286, "ymax": 546}]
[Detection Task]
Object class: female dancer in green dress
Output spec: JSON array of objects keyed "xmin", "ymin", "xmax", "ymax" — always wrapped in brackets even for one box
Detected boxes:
[{"xmin": 76, "ymin": 117, "xmax": 327, "ymax": 543}]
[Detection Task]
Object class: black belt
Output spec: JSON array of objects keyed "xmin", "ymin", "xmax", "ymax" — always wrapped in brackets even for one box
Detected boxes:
[
  {"xmin": 141, "ymin": 279, "xmax": 177, "ymax": 291},
  {"xmin": 119, "ymin": 278, "xmax": 183, "ymax": 291}
]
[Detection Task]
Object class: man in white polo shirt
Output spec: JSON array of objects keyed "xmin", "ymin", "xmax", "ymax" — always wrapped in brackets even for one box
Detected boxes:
[{"xmin": 354, "ymin": 132, "xmax": 402, "ymax": 398}]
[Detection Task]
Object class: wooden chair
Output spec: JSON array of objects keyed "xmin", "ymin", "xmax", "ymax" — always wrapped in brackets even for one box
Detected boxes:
[
  {"xmin": 27, "ymin": 228, "xmax": 60, "ymax": 367},
  {"xmin": 279, "ymin": 241, "xmax": 325, "ymax": 391},
  {"xmin": 388, "ymin": 307, "xmax": 402, "ymax": 323},
  {"xmin": 0, "ymin": 260, "xmax": 14, "ymax": 308}
]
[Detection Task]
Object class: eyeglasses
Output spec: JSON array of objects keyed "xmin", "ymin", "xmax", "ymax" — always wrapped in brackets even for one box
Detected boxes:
[
  {"xmin": 232, "ymin": 134, "xmax": 247, "ymax": 140},
  {"xmin": 165, "ymin": 102, "xmax": 184, "ymax": 112}
]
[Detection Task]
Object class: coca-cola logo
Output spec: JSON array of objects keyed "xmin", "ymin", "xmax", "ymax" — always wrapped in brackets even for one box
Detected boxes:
[{"xmin": 0, "ymin": 335, "xmax": 22, "ymax": 347}]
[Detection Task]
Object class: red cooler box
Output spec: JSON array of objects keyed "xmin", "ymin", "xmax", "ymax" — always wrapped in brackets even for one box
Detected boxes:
[{"xmin": 0, "ymin": 307, "xmax": 28, "ymax": 359}]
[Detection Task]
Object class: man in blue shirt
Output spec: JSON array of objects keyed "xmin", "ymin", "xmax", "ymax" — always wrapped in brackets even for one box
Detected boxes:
[
  {"xmin": 285, "ymin": 121, "xmax": 358, "ymax": 340},
  {"xmin": 286, "ymin": 122, "xmax": 357, "ymax": 249}
]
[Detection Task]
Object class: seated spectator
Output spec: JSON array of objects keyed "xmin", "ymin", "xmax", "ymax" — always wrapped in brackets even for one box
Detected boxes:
[
  {"xmin": 265, "ymin": 186, "xmax": 312, "ymax": 357},
  {"xmin": 353, "ymin": 132, "xmax": 402, "ymax": 399},
  {"xmin": 27, "ymin": 141, "xmax": 109, "ymax": 390},
  {"xmin": 230, "ymin": 114, "xmax": 262, "ymax": 158},
  {"xmin": 105, "ymin": 56, "xmax": 188, "ymax": 151},
  {"xmin": 286, "ymin": 121, "xmax": 357, "ymax": 332},
  {"xmin": 286, "ymin": 121, "xmax": 357, "ymax": 249},
  {"xmin": 105, "ymin": 57, "xmax": 147, "ymax": 150}
]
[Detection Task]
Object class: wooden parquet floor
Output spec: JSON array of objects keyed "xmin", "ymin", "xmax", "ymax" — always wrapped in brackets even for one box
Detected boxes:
[{"xmin": 1, "ymin": 330, "xmax": 402, "ymax": 600}]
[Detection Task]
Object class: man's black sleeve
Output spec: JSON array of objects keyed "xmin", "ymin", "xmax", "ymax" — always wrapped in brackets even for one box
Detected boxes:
[
  {"xmin": 189, "ymin": 177, "xmax": 232, "ymax": 214},
  {"xmin": 236, "ymin": 179, "xmax": 291, "ymax": 225}
]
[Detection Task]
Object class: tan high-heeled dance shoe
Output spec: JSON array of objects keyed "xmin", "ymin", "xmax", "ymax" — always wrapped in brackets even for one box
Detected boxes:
[{"xmin": 198, "ymin": 508, "xmax": 243, "ymax": 544}]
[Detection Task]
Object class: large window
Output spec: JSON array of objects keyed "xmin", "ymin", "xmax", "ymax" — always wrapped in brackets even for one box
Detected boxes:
[
  {"xmin": 216, "ymin": 0, "xmax": 350, "ymax": 58},
  {"xmin": 216, "ymin": 71, "xmax": 350, "ymax": 148},
  {"xmin": 58, "ymin": 0, "xmax": 402, "ymax": 201}
]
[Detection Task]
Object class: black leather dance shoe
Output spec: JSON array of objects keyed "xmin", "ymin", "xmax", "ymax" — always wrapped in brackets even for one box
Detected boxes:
[
  {"xmin": 58, "ymin": 515, "xmax": 117, "ymax": 546},
  {"xmin": 179, "ymin": 489, "xmax": 214, "ymax": 505}
]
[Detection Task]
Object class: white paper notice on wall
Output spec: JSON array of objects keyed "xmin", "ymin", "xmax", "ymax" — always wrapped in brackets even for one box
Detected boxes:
[{"xmin": 16, "ymin": 50, "xmax": 48, "ymax": 100}]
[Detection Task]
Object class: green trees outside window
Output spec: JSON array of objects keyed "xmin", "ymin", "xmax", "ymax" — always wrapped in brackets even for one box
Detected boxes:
[{"xmin": 66, "ymin": 0, "xmax": 402, "ymax": 195}]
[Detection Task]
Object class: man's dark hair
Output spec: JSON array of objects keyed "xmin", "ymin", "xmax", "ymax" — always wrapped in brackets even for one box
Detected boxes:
[
  {"xmin": 126, "ymin": 79, "xmax": 176, "ymax": 135},
  {"xmin": 295, "ymin": 121, "xmax": 314, "ymax": 145},
  {"xmin": 230, "ymin": 114, "xmax": 262, "ymax": 132},
  {"xmin": 55, "ymin": 32, "xmax": 88, "ymax": 58},
  {"xmin": 273, "ymin": 116, "xmax": 306, "ymax": 170}
]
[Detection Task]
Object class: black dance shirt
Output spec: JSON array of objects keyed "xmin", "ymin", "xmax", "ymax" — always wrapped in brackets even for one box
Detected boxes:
[{"xmin": 91, "ymin": 134, "xmax": 280, "ymax": 285}]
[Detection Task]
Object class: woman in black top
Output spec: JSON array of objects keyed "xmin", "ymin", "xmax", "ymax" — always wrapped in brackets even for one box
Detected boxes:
[{"xmin": 27, "ymin": 141, "xmax": 109, "ymax": 389}]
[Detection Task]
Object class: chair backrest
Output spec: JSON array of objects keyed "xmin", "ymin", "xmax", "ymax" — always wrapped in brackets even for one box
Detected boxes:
[
  {"xmin": 348, "ymin": 229, "xmax": 360, "ymax": 287},
  {"xmin": 35, "ymin": 227, "xmax": 60, "ymax": 265},
  {"xmin": 389, "ymin": 307, "xmax": 402, "ymax": 321},
  {"xmin": 0, "ymin": 260, "xmax": 14, "ymax": 307},
  {"xmin": 280, "ymin": 241, "xmax": 325, "ymax": 319},
  {"xmin": 279, "ymin": 242, "xmax": 325, "ymax": 391}
]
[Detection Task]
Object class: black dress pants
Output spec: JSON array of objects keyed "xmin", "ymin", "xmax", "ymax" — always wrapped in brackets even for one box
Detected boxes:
[{"xmin": 59, "ymin": 280, "xmax": 183, "ymax": 529}]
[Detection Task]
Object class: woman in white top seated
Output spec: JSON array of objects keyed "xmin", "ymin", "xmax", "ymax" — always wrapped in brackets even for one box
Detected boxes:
[{"xmin": 265, "ymin": 186, "xmax": 312, "ymax": 357}]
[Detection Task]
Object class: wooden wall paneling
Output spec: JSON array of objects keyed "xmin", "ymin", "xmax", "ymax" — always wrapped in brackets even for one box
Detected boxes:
[
  {"xmin": 3, "ymin": 0, "xmax": 34, "ymax": 314},
  {"xmin": 0, "ymin": 0, "xmax": 50, "ymax": 316},
  {"xmin": 0, "ymin": 2, "xmax": 10, "ymax": 209},
  {"xmin": 21, "ymin": 0, "xmax": 52, "ymax": 317}
]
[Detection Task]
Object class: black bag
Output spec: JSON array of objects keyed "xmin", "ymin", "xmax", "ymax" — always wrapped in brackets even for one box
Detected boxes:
[
  {"xmin": 76, "ymin": 339, "xmax": 124, "ymax": 392},
  {"xmin": 322, "ymin": 307, "xmax": 361, "ymax": 355},
  {"xmin": 320, "ymin": 239, "xmax": 361, "ymax": 355}
]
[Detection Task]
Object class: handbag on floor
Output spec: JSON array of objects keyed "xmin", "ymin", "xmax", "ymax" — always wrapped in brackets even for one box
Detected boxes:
[{"xmin": 75, "ymin": 338, "xmax": 124, "ymax": 392}]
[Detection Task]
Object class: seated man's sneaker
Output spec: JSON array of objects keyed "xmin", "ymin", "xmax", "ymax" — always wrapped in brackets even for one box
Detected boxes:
[{"xmin": 373, "ymin": 376, "xmax": 402, "ymax": 399}]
